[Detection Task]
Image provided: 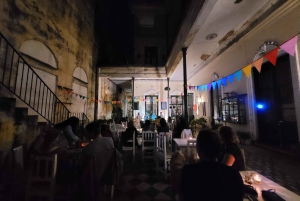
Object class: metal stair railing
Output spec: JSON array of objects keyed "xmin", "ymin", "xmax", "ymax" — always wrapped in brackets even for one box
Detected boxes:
[{"xmin": 0, "ymin": 32, "xmax": 89, "ymax": 125}]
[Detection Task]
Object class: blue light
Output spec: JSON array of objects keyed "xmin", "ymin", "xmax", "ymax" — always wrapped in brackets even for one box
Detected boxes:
[{"xmin": 257, "ymin": 104, "xmax": 264, "ymax": 109}]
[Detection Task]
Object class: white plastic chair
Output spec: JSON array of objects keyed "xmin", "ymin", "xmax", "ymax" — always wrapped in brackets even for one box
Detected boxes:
[
  {"xmin": 180, "ymin": 129, "xmax": 193, "ymax": 139},
  {"xmin": 142, "ymin": 131, "xmax": 156, "ymax": 162},
  {"xmin": 156, "ymin": 134, "xmax": 171, "ymax": 180},
  {"xmin": 159, "ymin": 132, "xmax": 172, "ymax": 149},
  {"xmin": 122, "ymin": 131, "xmax": 136, "ymax": 162},
  {"xmin": 26, "ymin": 155, "xmax": 57, "ymax": 201}
]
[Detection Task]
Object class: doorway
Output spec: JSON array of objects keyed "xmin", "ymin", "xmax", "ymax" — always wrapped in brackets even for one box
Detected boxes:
[{"xmin": 253, "ymin": 54, "xmax": 299, "ymax": 146}]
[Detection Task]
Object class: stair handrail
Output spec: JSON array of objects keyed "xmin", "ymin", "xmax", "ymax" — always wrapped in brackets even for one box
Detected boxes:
[{"xmin": 0, "ymin": 32, "xmax": 89, "ymax": 125}]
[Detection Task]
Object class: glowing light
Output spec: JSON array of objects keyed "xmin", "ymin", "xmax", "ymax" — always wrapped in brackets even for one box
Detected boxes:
[{"xmin": 256, "ymin": 104, "xmax": 264, "ymax": 109}]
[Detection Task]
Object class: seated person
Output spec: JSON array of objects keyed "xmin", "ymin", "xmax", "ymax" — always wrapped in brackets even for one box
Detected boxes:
[
  {"xmin": 142, "ymin": 120, "xmax": 154, "ymax": 131},
  {"xmin": 31, "ymin": 128, "xmax": 75, "ymax": 189},
  {"xmin": 81, "ymin": 122, "xmax": 114, "ymax": 157},
  {"xmin": 155, "ymin": 116, "xmax": 161, "ymax": 127},
  {"xmin": 100, "ymin": 124, "xmax": 114, "ymax": 141},
  {"xmin": 218, "ymin": 126, "xmax": 245, "ymax": 171},
  {"xmin": 157, "ymin": 118, "xmax": 169, "ymax": 133},
  {"xmin": 180, "ymin": 129, "xmax": 244, "ymax": 201},
  {"xmin": 121, "ymin": 120, "xmax": 139, "ymax": 147}
]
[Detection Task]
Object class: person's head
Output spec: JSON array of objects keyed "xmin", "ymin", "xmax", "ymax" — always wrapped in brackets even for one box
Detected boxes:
[
  {"xmin": 197, "ymin": 129, "xmax": 222, "ymax": 161},
  {"xmin": 40, "ymin": 128, "xmax": 61, "ymax": 151},
  {"xmin": 219, "ymin": 126, "xmax": 239, "ymax": 144},
  {"xmin": 127, "ymin": 120, "xmax": 135, "ymax": 128},
  {"xmin": 56, "ymin": 116, "xmax": 80, "ymax": 134},
  {"xmin": 101, "ymin": 124, "xmax": 107, "ymax": 131},
  {"xmin": 157, "ymin": 116, "xmax": 161, "ymax": 119},
  {"xmin": 145, "ymin": 120, "xmax": 150, "ymax": 127},
  {"xmin": 85, "ymin": 121, "xmax": 101, "ymax": 140},
  {"xmin": 167, "ymin": 116, "xmax": 172, "ymax": 123},
  {"xmin": 160, "ymin": 118, "xmax": 167, "ymax": 127}
]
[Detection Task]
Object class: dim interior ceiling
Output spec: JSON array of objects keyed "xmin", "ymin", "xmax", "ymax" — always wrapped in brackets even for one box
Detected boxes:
[
  {"xmin": 170, "ymin": 0, "xmax": 274, "ymax": 81},
  {"xmin": 109, "ymin": 78, "xmax": 132, "ymax": 92}
]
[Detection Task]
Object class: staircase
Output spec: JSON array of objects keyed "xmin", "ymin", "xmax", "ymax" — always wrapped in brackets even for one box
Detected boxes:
[{"xmin": 0, "ymin": 32, "xmax": 89, "ymax": 151}]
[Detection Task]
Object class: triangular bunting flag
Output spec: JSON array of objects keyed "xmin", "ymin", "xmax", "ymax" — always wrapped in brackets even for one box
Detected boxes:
[
  {"xmin": 234, "ymin": 70, "xmax": 243, "ymax": 82},
  {"xmin": 242, "ymin": 64, "xmax": 252, "ymax": 77},
  {"xmin": 79, "ymin": 95, "xmax": 82, "ymax": 98},
  {"xmin": 280, "ymin": 35, "xmax": 298, "ymax": 56},
  {"xmin": 216, "ymin": 80, "xmax": 222, "ymax": 89},
  {"xmin": 208, "ymin": 83, "xmax": 212, "ymax": 91},
  {"xmin": 253, "ymin": 57, "xmax": 263, "ymax": 72},
  {"xmin": 221, "ymin": 77, "xmax": 227, "ymax": 86},
  {"xmin": 58, "ymin": 86, "xmax": 62, "ymax": 90},
  {"xmin": 203, "ymin": 84, "xmax": 207, "ymax": 91},
  {"xmin": 227, "ymin": 74, "xmax": 234, "ymax": 84},
  {"xmin": 264, "ymin": 47, "xmax": 279, "ymax": 66},
  {"xmin": 212, "ymin": 82, "xmax": 216, "ymax": 90}
]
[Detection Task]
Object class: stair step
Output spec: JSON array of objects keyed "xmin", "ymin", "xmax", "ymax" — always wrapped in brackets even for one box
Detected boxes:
[
  {"xmin": 27, "ymin": 115, "xmax": 38, "ymax": 127},
  {"xmin": 14, "ymin": 107, "xmax": 28, "ymax": 125},
  {"xmin": 37, "ymin": 122, "xmax": 48, "ymax": 133},
  {"xmin": 0, "ymin": 97, "xmax": 16, "ymax": 117}
]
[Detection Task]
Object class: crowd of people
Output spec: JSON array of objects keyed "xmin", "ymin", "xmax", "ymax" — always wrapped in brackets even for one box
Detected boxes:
[{"xmin": 25, "ymin": 115, "xmax": 246, "ymax": 200}]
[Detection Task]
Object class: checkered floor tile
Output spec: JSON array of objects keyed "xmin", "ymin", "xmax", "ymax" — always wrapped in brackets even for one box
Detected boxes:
[{"xmin": 111, "ymin": 145, "xmax": 300, "ymax": 200}]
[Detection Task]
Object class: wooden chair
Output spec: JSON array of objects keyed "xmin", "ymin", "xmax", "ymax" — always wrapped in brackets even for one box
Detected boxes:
[
  {"xmin": 186, "ymin": 140, "xmax": 198, "ymax": 164},
  {"xmin": 26, "ymin": 154, "xmax": 57, "ymax": 201},
  {"xmin": 122, "ymin": 131, "xmax": 136, "ymax": 162},
  {"xmin": 142, "ymin": 131, "xmax": 156, "ymax": 162},
  {"xmin": 156, "ymin": 134, "xmax": 171, "ymax": 180}
]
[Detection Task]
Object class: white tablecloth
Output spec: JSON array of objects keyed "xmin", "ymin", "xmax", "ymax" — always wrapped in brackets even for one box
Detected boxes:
[
  {"xmin": 173, "ymin": 138, "xmax": 196, "ymax": 149},
  {"xmin": 240, "ymin": 171, "xmax": 300, "ymax": 201}
]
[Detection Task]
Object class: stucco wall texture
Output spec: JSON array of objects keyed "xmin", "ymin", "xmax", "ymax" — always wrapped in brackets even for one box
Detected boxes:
[{"xmin": 0, "ymin": 0, "xmax": 97, "ymax": 120}]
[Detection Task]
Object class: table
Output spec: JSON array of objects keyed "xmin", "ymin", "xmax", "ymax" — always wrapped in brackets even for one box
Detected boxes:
[
  {"xmin": 240, "ymin": 171, "xmax": 300, "ymax": 201},
  {"xmin": 68, "ymin": 149, "xmax": 82, "ymax": 162},
  {"xmin": 173, "ymin": 138, "xmax": 196, "ymax": 149}
]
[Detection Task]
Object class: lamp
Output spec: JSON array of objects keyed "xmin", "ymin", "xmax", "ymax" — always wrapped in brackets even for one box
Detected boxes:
[{"xmin": 197, "ymin": 97, "xmax": 203, "ymax": 104}]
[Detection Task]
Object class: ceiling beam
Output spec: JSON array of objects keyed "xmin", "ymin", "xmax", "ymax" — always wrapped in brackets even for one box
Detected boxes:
[
  {"xmin": 165, "ymin": 0, "xmax": 207, "ymax": 77},
  {"xmin": 99, "ymin": 67, "xmax": 167, "ymax": 78}
]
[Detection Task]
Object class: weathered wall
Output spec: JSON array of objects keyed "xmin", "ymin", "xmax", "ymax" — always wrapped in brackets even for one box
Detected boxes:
[
  {"xmin": 98, "ymin": 78, "xmax": 117, "ymax": 119},
  {"xmin": 188, "ymin": 1, "xmax": 300, "ymax": 140},
  {"xmin": 0, "ymin": 0, "xmax": 97, "ymax": 120}
]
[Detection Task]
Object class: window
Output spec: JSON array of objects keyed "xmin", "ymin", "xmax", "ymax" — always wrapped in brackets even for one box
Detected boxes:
[
  {"xmin": 145, "ymin": 95, "xmax": 158, "ymax": 120},
  {"xmin": 145, "ymin": 46, "xmax": 158, "ymax": 66},
  {"xmin": 169, "ymin": 95, "xmax": 183, "ymax": 118}
]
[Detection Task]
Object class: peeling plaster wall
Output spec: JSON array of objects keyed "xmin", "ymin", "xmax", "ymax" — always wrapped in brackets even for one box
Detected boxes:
[
  {"xmin": 188, "ymin": 1, "xmax": 300, "ymax": 139},
  {"xmin": 0, "ymin": 0, "xmax": 96, "ymax": 120}
]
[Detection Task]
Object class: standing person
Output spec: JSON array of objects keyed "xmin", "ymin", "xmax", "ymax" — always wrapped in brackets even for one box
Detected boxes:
[
  {"xmin": 55, "ymin": 117, "xmax": 81, "ymax": 148},
  {"xmin": 218, "ymin": 126, "xmax": 245, "ymax": 171},
  {"xmin": 180, "ymin": 129, "xmax": 244, "ymax": 201},
  {"xmin": 160, "ymin": 112, "xmax": 164, "ymax": 118}
]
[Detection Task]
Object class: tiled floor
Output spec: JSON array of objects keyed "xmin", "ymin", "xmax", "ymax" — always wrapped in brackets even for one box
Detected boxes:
[
  {"xmin": 112, "ymin": 151, "xmax": 172, "ymax": 201},
  {"xmin": 241, "ymin": 144, "xmax": 300, "ymax": 196},
  {"xmin": 112, "ymin": 145, "xmax": 300, "ymax": 200}
]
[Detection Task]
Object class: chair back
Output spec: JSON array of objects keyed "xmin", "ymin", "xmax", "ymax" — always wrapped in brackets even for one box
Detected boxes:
[
  {"xmin": 181, "ymin": 129, "xmax": 192, "ymax": 139},
  {"xmin": 122, "ymin": 131, "xmax": 136, "ymax": 162},
  {"xmin": 156, "ymin": 134, "xmax": 167, "ymax": 159},
  {"xmin": 13, "ymin": 146, "xmax": 24, "ymax": 173},
  {"xmin": 26, "ymin": 154, "xmax": 57, "ymax": 200},
  {"xmin": 142, "ymin": 131, "xmax": 155, "ymax": 144},
  {"xmin": 159, "ymin": 132, "xmax": 172, "ymax": 149}
]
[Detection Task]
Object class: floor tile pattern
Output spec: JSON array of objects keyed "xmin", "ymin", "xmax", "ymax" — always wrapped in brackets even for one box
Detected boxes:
[
  {"xmin": 241, "ymin": 145, "xmax": 300, "ymax": 196},
  {"xmin": 112, "ymin": 145, "xmax": 300, "ymax": 200}
]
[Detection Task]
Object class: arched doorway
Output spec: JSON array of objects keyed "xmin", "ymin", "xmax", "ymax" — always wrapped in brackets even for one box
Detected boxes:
[{"xmin": 253, "ymin": 43, "xmax": 299, "ymax": 146}]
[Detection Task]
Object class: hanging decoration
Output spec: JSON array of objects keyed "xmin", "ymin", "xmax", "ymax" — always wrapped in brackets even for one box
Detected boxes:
[{"xmin": 187, "ymin": 33, "xmax": 299, "ymax": 92}]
